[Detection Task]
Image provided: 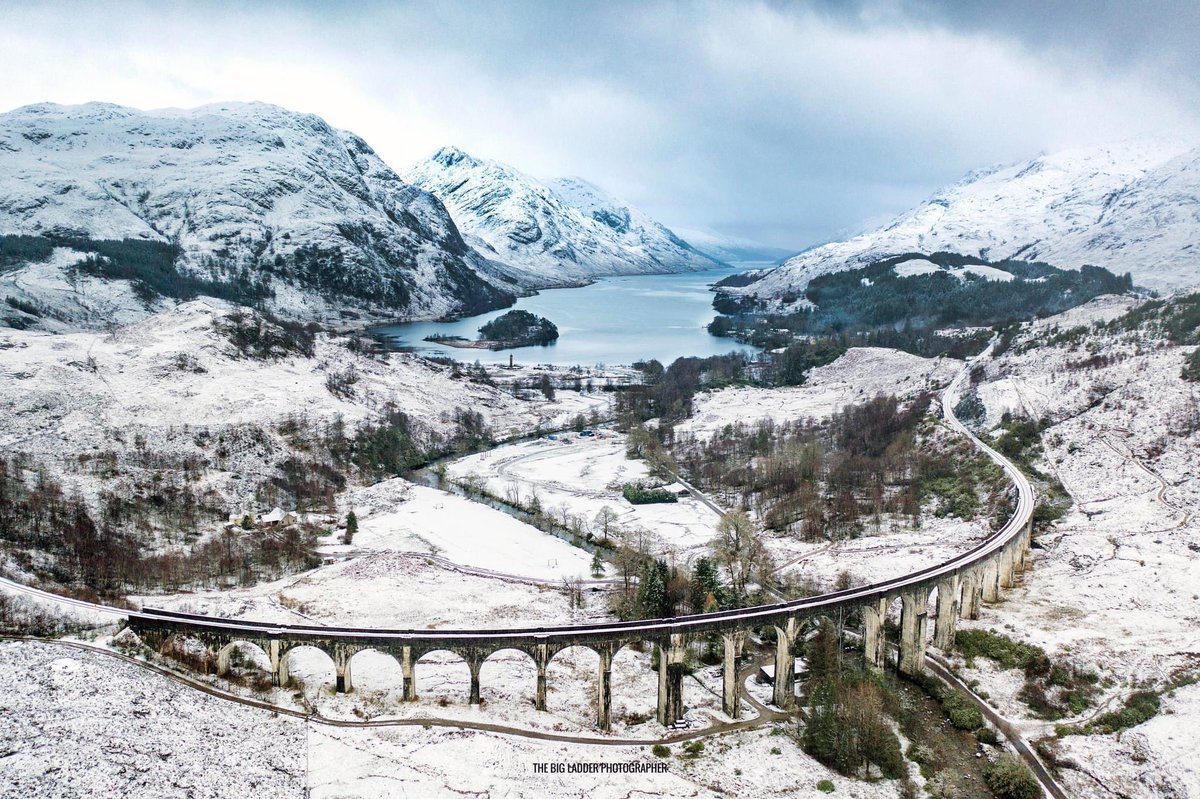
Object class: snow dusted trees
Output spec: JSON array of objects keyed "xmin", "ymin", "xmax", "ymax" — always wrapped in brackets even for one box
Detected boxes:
[
  {"xmin": 689, "ymin": 556, "xmax": 722, "ymax": 613},
  {"xmin": 710, "ymin": 510, "xmax": 774, "ymax": 604},
  {"xmin": 592, "ymin": 506, "xmax": 619, "ymax": 540}
]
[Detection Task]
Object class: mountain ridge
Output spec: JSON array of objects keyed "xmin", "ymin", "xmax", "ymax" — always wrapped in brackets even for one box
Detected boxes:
[
  {"xmin": 0, "ymin": 101, "xmax": 515, "ymax": 325},
  {"xmin": 725, "ymin": 137, "xmax": 1200, "ymax": 308},
  {"xmin": 405, "ymin": 146, "xmax": 723, "ymax": 288}
]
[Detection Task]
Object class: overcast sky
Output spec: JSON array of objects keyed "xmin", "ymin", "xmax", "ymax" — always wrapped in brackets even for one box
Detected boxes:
[{"xmin": 3, "ymin": 0, "xmax": 1197, "ymax": 250}]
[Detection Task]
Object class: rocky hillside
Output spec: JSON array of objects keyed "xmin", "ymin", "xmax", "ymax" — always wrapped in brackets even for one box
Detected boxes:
[
  {"xmin": 728, "ymin": 137, "xmax": 1200, "ymax": 307},
  {"xmin": 0, "ymin": 102, "xmax": 516, "ymax": 326},
  {"xmin": 405, "ymin": 147, "xmax": 721, "ymax": 287}
]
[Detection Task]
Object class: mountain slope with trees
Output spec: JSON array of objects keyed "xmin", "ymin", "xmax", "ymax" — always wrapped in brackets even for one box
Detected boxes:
[
  {"xmin": 726, "ymin": 137, "xmax": 1200, "ymax": 307},
  {"xmin": 0, "ymin": 102, "xmax": 516, "ymax": 326}
]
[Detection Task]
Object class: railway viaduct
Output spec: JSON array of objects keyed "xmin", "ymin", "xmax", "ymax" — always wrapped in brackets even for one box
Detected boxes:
[{"xmin": 126, "ymin": 363, "xmax": 1036, "ymax": 731}]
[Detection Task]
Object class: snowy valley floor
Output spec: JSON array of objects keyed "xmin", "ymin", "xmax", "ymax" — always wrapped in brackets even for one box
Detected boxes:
[{"xmin": 3, "ymin": 299, "xmax": 1199, "ymax": 797}]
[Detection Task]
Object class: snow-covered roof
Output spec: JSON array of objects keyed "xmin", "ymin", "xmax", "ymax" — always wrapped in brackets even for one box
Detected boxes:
[{"xmin": 259, "ymin": 507, "xmax": 288, "ymax": 523}]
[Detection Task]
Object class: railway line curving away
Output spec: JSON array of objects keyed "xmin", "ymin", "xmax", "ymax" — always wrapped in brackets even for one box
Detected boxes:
[{"xmin": 1, "ymin": 343, "xmax": 1060, "ymax": 795}]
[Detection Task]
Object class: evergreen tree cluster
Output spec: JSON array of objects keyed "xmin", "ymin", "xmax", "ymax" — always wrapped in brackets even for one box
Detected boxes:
[
  {"xmin": 477, "ymin": 310, "xmax": 559, "ymax": 347},
  {"xmin": 803, "ymin": 673, "xmax": 905, "ymax": 780},
  {"xmin": 1102, "ymin": 290, "xmax": 1200, "ymax": 344},
  {"xmin": 69, "ymin": 236, "xmax": 271, "ymax": 304},
  {"xmin": 0, "ymin": 234, "xmax": 55, "ymax": 268},
  {"xmin": 711, "ymin": 252, "xmax": 1134, "ymax": 363},
  {"xmin": 622, "ymin": 555, "xmax": 728, "ymax": 620}
]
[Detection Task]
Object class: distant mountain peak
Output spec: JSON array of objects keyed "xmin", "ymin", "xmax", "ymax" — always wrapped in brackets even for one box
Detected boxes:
[
  {"xmin": 407, "ymin": 148, "xmax": 721, "ymax": 286},
  {"xmin": 431, "ymin": 145, "xmax": 480, "ymax": 169}
]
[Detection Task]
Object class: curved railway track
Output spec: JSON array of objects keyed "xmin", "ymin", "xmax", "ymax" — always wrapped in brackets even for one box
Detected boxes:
[
  {"xmin": 121, "ymin": 347, "xmax": 1033, "ymax": 645},
  {"xmin": 2, "ymin": 342, "xmax": 1063, "ymax": 796}
]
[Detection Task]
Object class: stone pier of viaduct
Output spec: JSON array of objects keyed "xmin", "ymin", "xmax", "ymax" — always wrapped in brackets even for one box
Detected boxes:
[{"xmin": 125, "ymin": 366, "xmax": 1035, "ymax": 731}]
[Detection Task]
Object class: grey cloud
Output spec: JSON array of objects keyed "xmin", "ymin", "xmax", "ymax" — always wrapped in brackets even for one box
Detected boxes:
[{"xmin": 1, "ymin": 0, "xmax": 1197, "ymax": 250}]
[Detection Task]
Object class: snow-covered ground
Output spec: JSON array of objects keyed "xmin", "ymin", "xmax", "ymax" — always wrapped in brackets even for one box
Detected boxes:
[
  {"xmin": 772, "ymin": 516, "xmax": 991, "ymax": 593},
  {"xmin": 140, "ymin": 550, "xmax": 590, "ymax": 630},
  {"xmin": 1054, "ymin": 682, "xmax": 1200, "ymax": 799},
  {"xmin": 446, "ymin": 434, "xmax": 724, "ymax": 560},
  {"xmin": 0, "ymin": 638, "xmax": 899, "ymax": 799},
  {"xmin": 0, "ymin": 300, "xmax": 607, "ymax": 527},
  {"xmin": 936, "ymin": 296, "xmax": 1200, "ymax": 796},
  {"xmin": 339, "ymin": 478, "xmax": 599, "ymax": 580},
  {"xmin": 0, "ymin": 639, "xmax": 304, "ymax": 799},
  {"xmin": 679, "ymin": 347, "xmax": 960, "ymax": 440}
]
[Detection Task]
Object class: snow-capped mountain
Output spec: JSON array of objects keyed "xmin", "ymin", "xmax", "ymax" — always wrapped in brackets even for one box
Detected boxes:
[
  {"xmin": 730, "ymin": 137, "xmax": 1200, "ymax": 305},
  {"xmin": 405, "ymin": 147, "xmax": 722, "ymax": 287},
  {"xmin": 669, "ymin": 226, "xmax": 796, "ymax": 266},
  {"xmin": 0, "ymin": 102, "xmax": 515, "ymax": 322}
]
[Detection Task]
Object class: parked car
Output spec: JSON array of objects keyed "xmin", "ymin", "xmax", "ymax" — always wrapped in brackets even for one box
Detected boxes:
[{"xmin": 579, "ymin": 430, "xmax": 595, "ymax": 437}]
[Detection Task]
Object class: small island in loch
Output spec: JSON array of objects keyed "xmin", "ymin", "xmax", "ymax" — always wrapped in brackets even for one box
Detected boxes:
[{"xmin": 424, "ymin": 310, "xmax": 560, "ymax": 350}]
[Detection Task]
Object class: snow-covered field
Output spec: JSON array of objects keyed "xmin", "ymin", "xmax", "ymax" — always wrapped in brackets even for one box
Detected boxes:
[
  {"xmin": 0, "ymin": 639, "xmax": 304, "ymax": 799},
  {"xmin": 679, "ymin": 347, "xmax": 960, "ymax": 440},
  {"xmin": 339, "ymin": 478, "xmax": 600, "ymax": 580},
  {"xmin": 1054, "ymin": 682, "xmax": 1200, "ymax": 799},
  {"xmin": 0, "ymin": 300, "xmax": 606, "ymax": 528},
  {"xmin": 0, "ymin": 638, "xmax": 898, "ymax": 799},
  {"xmin": 772, "ymin": 515, "xmax": 991, "ymax": 592},
  {"xmin": 447, "ymin": 434, "xmax": 724, "ymax": 559}
]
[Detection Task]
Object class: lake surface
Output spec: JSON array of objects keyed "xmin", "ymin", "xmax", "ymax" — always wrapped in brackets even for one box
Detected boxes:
[{"xmin": 375, "ymin": 265, "xmax": 763, "ymax": 367}]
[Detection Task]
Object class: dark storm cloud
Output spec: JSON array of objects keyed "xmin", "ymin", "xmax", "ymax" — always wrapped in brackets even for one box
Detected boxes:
[{"xmin": 1, "ymin": 0, "xmax": 1197, "ymax": 249}]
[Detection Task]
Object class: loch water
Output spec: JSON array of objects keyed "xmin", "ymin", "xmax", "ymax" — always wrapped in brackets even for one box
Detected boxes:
[{"xmin": 374, "ymin": 265, "xmax": 764, "ymax": 368}]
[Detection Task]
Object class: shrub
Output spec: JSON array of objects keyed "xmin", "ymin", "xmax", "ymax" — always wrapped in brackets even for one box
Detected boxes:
[
  {"xmin": 1182, "ymin": 348, "xmax": 1200, "ymax": 382},
  {"xmin": 984, "ymin": 754, "xmax": 1041, "ymax": 799},
  {"xmin": 622, "ymin": 482, "xmax": 678, "ymax": 505},
  {"xmin": 651, "ymin": 744, "xmax": 670, "ymax": 758},
  {"xmin": 215, "ymin": 309, "xmax": 319, "ymax": 360},
  {"xmin": 976, "ymin": 726, "xmax": 1000, "ymax": 746},
  {"xmin": 947, "ymin": 700, "xmax": 984, "ymax": 731},
  {"xmin": 1088, "ymin": 691, "xmax": 1161, "ymax": 733},
  {"xmin": 954, "ymin": 391, "xmax": 986, "ymax": 427},
  {"xmin": 817, "ymin": 779, "xmax": 835, "ymax": 793},
  {"xmin": 955, "ymin": 629, "xmax": 1047, "ymax": 673},
  {"xmin": 682, "ymin": 741, "xmax": 704, "ymax": 758}
]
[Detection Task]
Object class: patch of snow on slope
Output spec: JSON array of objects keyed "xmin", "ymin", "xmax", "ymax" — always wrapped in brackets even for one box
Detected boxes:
[{"xmin": 0, "ymin": 640, "xmax": 304, "ymax": 798}]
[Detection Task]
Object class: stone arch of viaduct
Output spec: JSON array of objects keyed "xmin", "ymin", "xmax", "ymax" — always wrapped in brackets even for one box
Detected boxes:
[{"xmin": 127, "ymin": 372, "xmax": 1034, "ymax": 731}]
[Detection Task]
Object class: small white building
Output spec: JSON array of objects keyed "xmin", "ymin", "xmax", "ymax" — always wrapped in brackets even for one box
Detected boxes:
[{"xmin": 258, "ymin": 507, "xmax": 296, "ymax": 528}]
